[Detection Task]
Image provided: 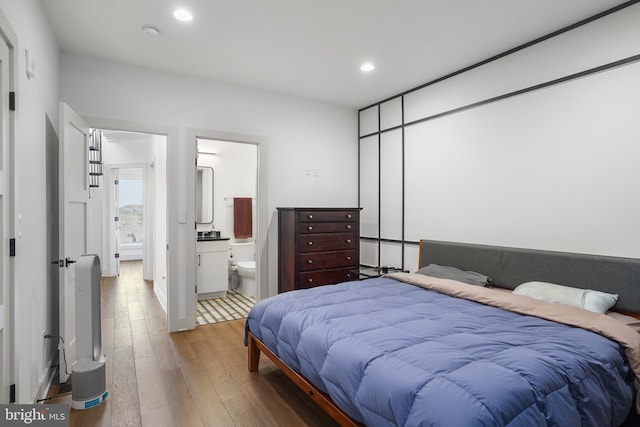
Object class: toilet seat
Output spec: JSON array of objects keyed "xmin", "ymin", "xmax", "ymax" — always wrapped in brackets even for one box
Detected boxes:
[{"xmin": 237, "ymin": 261, "xmax": 255, "ymax": 270}]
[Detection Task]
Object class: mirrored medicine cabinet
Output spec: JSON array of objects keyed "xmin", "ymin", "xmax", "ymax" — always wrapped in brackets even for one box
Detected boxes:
[{"xmin": 196, "ymin": 166, "xmax": 214, "ymax": 224}]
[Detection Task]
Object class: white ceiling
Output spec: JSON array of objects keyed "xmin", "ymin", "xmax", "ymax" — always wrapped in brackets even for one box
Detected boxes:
[{"xmin": 40, "ymin": 0, "xmax": 627, "ymax": 109}]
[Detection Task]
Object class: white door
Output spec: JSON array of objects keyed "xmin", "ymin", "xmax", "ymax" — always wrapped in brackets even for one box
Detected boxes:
[
  {"xmin": 0, "ymin": 30, "xmax": 12, "ymax": 403},
  {"xmin": 58, "ymin": 103, "xmax": 90, "ymax": 383},
  {"xmin": 113, "ymin": 169, "xmax": 120, "ymax": 275}
]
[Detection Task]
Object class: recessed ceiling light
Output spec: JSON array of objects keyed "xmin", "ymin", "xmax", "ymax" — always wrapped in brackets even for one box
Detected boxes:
[
  {"xmin": 141, "ymin": 26, "xmax": 160, "ymax": 38},
  {"xmin": 360, "ymin": 62, "xmax": 375, "ymax": 72},
  {"xmin": 173, "ymin": 8, "xmax": 194, "ymax": 22}
]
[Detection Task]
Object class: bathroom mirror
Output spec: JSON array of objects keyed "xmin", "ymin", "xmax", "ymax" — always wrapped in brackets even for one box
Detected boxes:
[{"xmin": 196, "ymin": 166, "xmax": 214, "ymax": 223}]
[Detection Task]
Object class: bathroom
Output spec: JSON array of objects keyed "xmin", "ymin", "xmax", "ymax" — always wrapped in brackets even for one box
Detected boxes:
[{"xmin": 196, "ymin": 138, "xmax": 258, "ymax": 307}]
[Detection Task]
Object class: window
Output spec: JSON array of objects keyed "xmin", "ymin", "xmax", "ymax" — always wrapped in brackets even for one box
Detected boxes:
[{"xmin": 119, "ymin": 177, "xmax": 143, "ymax": 244}]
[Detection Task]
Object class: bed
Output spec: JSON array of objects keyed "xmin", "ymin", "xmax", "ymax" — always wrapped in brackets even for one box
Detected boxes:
[{"xmin": 245, "ymin": 240, "xmax": 640, "ymax": 426}]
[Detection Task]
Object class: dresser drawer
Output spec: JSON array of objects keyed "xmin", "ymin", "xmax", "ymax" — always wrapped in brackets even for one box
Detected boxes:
[
  {"xmin": 298, "ymin": 210, "xmax": 358, "ymax": 222},
  {"xmin": 297, "ymin": 268, "xmax": 354, "ymax": 288},
  {"xmin": 299, "ymin": 222, "xmax": 356, "ymax": 234},
  {"xmin": 298, "ymin": 233, "xmax": 357, "ymax": 252},
  {"xmin": 298, "ymin": 250, "xmax": 357, "ymax": 272}
]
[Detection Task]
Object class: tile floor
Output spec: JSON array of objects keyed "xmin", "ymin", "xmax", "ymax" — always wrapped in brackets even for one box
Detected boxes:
[{"xmin": 196, "ymin": 290, "xmax": 255, "ymax": 326}]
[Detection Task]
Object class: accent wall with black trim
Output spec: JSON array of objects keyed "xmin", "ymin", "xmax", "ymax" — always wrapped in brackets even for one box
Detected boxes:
[{"xmin": 358, "ymin": 1, "xmax": 640, "ymax": 273}]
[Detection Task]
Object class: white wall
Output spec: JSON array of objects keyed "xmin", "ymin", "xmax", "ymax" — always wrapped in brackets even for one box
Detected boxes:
[
  {"xmin": 60, "ymin": 53, "xmax": 358, "ymax": 208},
  {"xmin": 0, "ymin": 0, "xmax": 59, "ymax": 404},
  {"xmin": 59, "ymin": 53, "xmax": 358, "ymax": 328}
]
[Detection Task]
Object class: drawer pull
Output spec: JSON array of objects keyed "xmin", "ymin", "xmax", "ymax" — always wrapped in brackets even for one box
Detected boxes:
[
  {"xmin": 345, "ymin": 225, "xmax": 351, "ymax": 230},
  {"xmin": 307, "ymin": 214, "xmax": 313, "ymax": 219},
  {"xmin": 307, "ymin": 241, "xmax": 313, "ymax": 246},
  {"xmin": 346, "ymin": 256, "xmax": 351, "ymax": 261},
  {"xmin": 346, "ymin": 239, "xmax": 352, "ymax": 244},
  {"xmin": 307, "ymin": 260, "xmax": 313, "ymax": 264},
  {"xmin": 307, "ymin": 226, "xmax": 313, "ymax": 231},
  {"xmin": 308, "ymin": 278, "xmax": 313, "ymax": 283},
  {"xmin": 346, "ymin": 214, "xmax": 352, "ymax": 219}
]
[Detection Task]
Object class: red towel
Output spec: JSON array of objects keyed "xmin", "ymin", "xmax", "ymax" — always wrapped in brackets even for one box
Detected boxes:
[{"xmin": 234, "ymin": 198, "xmax": 252, "ymax": 239}]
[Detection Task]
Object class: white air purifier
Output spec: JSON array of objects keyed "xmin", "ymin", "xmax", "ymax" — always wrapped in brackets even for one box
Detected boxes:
[{"xmin": 71, "ymin": 255, "xmax": 108, "ymax": 410}]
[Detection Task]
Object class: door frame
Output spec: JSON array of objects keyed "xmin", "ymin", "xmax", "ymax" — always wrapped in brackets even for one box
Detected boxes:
[
  {"xmin": 187, "ymin": 127, "xmax": 268, "ymax": 328},
  {"xmin": 0, "ymin": 10, "xmax": 17, "ymax": 403},
  {"xmin": 104, "ymin": 163, "xmax": 150, "ymax": 278}
]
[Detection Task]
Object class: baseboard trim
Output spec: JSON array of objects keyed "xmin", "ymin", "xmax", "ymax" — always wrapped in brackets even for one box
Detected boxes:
[
  {"xmin": 33, "ymin": 364, "xmax": 57, "ymax": 404},
  {"xmin": 154, "ymin": 282, "xmax": 168, "ymax": 313}
]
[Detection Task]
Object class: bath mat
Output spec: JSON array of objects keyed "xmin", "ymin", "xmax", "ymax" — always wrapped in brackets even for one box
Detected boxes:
[{"xmin": 196, "ymin": 290, "xmax": 255, "ymax": 326}]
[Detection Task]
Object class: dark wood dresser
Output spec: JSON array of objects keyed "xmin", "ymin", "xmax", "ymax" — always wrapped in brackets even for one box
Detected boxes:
[{"xmin": 277, "ymin": 207, "xmax": 360, "ymax": 293}]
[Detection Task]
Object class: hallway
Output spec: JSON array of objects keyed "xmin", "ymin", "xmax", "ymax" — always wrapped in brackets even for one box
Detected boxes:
[{"xmin": 46, "ymin": 260, "xmax": 171, "ymax": 425}]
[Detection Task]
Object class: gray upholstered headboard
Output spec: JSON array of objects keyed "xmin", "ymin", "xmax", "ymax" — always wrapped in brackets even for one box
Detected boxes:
[{"xmin": 419, "ymin": 240, "xmax": 640, "ymax": 313}]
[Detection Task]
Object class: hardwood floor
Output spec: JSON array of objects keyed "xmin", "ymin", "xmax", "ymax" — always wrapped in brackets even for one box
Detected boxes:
[{"xmin": 46, "ymin": 260, "xmax": 338, "ymax": 427}]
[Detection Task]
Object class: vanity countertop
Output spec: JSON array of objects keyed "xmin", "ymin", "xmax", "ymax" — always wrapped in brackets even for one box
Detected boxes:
[{"xmin": 197, "ymin": 236, "xmax": 230, "ymax": 242}]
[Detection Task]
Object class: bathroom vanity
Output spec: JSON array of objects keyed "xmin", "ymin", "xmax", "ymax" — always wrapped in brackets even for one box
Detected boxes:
[{"xmin": 196, "ymin": 236, "xmax": 229, "ymax": 299}]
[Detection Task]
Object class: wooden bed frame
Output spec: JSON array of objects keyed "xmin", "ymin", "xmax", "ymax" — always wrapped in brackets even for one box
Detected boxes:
[
  {"xmin": 247, "ymin": 330, "xmax": 363, "ymax": 427},
  {"xmin": 248, "ymin": 239, "xmax": 640, "ymax": 426}
]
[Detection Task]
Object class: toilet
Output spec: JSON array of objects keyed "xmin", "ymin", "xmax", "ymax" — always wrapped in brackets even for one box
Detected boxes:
[{"xmin": 229, "ymin": 242, "xmax": 256, "ymax": 298}]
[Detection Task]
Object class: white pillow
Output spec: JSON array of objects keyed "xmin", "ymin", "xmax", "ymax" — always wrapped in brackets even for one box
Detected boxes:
[{"xmin": 513, "ymin": 281, "xmax": 618, "ymax": 314}]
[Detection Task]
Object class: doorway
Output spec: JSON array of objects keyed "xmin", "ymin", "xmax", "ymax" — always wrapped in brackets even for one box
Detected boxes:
[
  {"xmin": 113, "ymin": 167, "xmax": 144, "ymax": 274},
  {"xmin": 195, "ymin": 138, "xmax": 258, "ymax": 326},
  {"xmin": 97, "ymin": 130, "xmax": 168, "ymax": 309}
]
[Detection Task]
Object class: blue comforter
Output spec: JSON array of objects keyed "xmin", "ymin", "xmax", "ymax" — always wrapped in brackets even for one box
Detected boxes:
[{"xmin": 246, "ymin": 277, "xmax": 634, "ymax": 426}]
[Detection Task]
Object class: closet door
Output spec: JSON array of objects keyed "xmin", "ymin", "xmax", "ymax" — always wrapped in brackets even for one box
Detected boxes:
[
  {"xmin": 359, "ymin": 105, "xmax": 379, "ymax": 266},
  {"xmin": 359, "ymin": 134, "xmax": 378, "ymax": 267},
  {"xmin": 379, "ymin": 128, "xmax": 403, "ymax": 268},
  {"xmin": 359, "ymin": 98, "xmax": 406, "ymax": 270}
]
